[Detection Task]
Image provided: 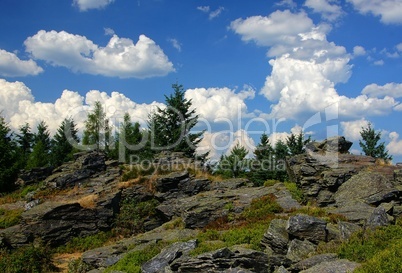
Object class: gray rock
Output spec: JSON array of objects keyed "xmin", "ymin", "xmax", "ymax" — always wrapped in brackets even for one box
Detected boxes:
[
  {"xmin": 299, "ymin": 259, "xmax": 360, "ymax": 273},
  {"xmin": 141, "ymin": 240, "xmax": 197, "ymax": 273},
  {"xmin": 334, "ymin": 171, "xmax": 399, "ymax": 206},
  {"xmin": 171, "ymin": 247, "xmax": 269, "ymax": 273},
  {"xmin": 261, "ymin": 219, "xmax": 289, "ymax": 255},
  {"xmin": 367, "ymin": 206, "xmax": 391, "ymax": 229},
  {"xmin": 329, "ymin": 200, "xmax": 375, "ymax": 223},
  {"xmin": 211, "ymin": 178, "xmax": 248, "ymax": 190},
  {"xmin": 338, "ymin": 221, "xmax": 362, "ymax": 241},
  {"xmin": 290, "ymin": 253, "xmax": 338, "ymax": 271},
  {"xmin": 286, "ymin": 239, "xmax": 317, "ymax": 263},
  {"xmin": 274, "ymin": 265, "xmax": 290, "ymax": 273},
  {"xmin": 154, "ymin": 171, "xmax": 190, "ymax": 193},
  {"xmin": 286, "ymin": 214, "xmax": 328, "ymax": 243}
]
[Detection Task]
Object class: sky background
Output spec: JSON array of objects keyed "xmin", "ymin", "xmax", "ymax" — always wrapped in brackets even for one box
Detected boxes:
[{"xmin": 0, "ymin": 0, "xmax": 401, "ymax": 161}]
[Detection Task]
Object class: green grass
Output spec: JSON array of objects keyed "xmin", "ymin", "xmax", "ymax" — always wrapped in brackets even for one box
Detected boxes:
[
  {"xmin": 334, "ymin": 218, "xmax": 402, "ymax": 273},
  {"xmin": 0, "ymin": 244, "xmax": 55, "ymax": 273},
  {"xmin": 0, "ymin": 184, "xmax": 40, "ymax": 205},
  {"xmin": 284, "ymin": 181, "xmax": 305, "ymax": 204},
  {"xmin": 104, "ymin": 241, "xmax": 170, "ymax": 273},
  {"xmin": 56, "ymin": 232, "xmax": 113, "ymax": 253},
  {"xmin": 0, "ymin": 208, "xmax": 23, "ymax": 228}
]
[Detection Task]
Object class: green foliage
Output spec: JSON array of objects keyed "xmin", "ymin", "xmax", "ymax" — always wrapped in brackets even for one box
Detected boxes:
[
  {"xmin": 50, "ymin": 118, "xmax": 79, "ymax": 166},
  {"xmin": 82, "ymin": 101, "xmax": 112, "ymax": 152},
  {"xmin": 114, "ymin": 198, "xmax": 160, "ymax": 236},
  {"xmin": 284, "ymin": 181, "xmax": 305, "ymax": 204},
  {"xmin": 240, "ymin": 195, "xmax": 283, "ymax": 221},
  {"xmin": 15, "ymin": 123, "xmax": 34, "ymax": 169},
  {"xmin": 56, "ymin": 232, "xmax": 112, "ymax": 253},
  {"xmin": 0, "ymin": 184, "xmax": 39, "ymax": 204},
  {"xmin": 0, "ymin": 208, "xmax": 23, "ymax": 228},
  {"xmin": 148, "ymin": 83, "xmax": 203, "ymax": 157},
  {"xmin": 359, "ymin": 123, "xmax": 392, "ymax": 160},
  {"xmin": 0, "ymin": 116, "xmax": 19, "ymax": 192},
  {"xmin": 286, "ymin": 131, "xmax": 311, "ymax": 156},
  {"xmin": 67, "ymin": 258, "xmax": 92, "ymax": 273},
  {"xmin": 215, "ymin": 144, "xmax": 249, "ymax": 178},
  {"xmin": 0, "ymin": 244, "xmax": 55, "ymax": 273},
  {"xmin": 104, "ymin": 242, "xmax": 169, "ymax": 273}
]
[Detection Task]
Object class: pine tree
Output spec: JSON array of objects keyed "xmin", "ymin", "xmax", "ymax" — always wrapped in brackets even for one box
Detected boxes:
[
  {"xmin": 50, "ymin": 118, "xmax": 80, "ymax": 166},
  {"xmin": 359, "ymin": 123, "xmax": 392, "ymax": 160},
  {"xmin": 148, "ymin": 83, "xmax": 203, "ymax": 157},
  {"xmin": 215, "ymin": 144, "xmax": 248, "ymax": 178},
  {"xmin": 286, "ymin": 132, "xmax": 311, "ymax": 156},
  {"xmin": 114, "ymin": 113, "xmax": 145, "ymax": 162},
  {"xmin": 251, "ymin": 133, "xmax": 276, "ymax": 186},
  {"xmin": 26, "ymin": 121, "xmax": 51, "ymax": 169},
  {"xmin": 273, "ymin": 140, "xmax": 289, "ymax": 181},
  {"xmin": 82, "ymin": 101, "xmax": 111, "ymax": 151},
  {"xmin": 15, "ymin": 123, "xmax": 34, "ymax": 169},
  {"xmin": 0, "ymin": 116, "xmax": 18, "ymax": 192}
]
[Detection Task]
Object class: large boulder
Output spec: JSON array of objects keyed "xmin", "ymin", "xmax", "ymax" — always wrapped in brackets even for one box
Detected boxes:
[
  {"xmin": 260, "ymin": 219, "xmax": 289, "ymax": 255},
  {"xmin": 286, "ymin": 214, "xmax": 328, "ymax": 244},
  {"xmin": 299, "ymin": 259, "xmax": 360, "ymax": 273},
  {"xmin": 334, "ymin": 171, "xmax": 399, "ymax": 206}
]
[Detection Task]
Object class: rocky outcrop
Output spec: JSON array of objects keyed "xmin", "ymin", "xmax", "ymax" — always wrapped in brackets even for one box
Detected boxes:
[{"xmin": 44, "ymin": 151, "xmax": 119, "ymax": 189}]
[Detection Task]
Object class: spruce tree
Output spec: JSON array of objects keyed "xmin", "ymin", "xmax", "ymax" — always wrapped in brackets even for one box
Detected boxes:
[
  {"xmin": 215, "ymin": 144, "xmax": 249, "ymax": 178},
  {"xmin": 148, "ymin": 83, "xmax": 203, "ymax": 157},
  {"xmin": 286, "ymin": 132, "xmax": 311, "ymax": 156},
  {"xmin": 50, "ymin": 118, "xmax": 79, "ymax": 166},
  {"xmin": 359, "ymin": 123, "xmax": 392, "ymax": 160},
  {"xmin": 0, "ymin": 116, "xmax": 18, "ymax": 192},
  {"xmin": 251, "ymin": 133, "xmax": 276, "ymax": 186},
  {"xmin": 15, "ymin": 123, "xmax": 34, "ymax": 169},
  {"xmin": 82, "ymin": 101, "xmax": 111, "ymax": 151},
  {"xmin": 26, "ymin": 121, "xmax": 51, "ymax": 169}
]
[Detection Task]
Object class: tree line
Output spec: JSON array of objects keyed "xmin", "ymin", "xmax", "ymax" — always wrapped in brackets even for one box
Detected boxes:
[{"xmin": 0, "ymin": 82, "xmax": 393, "ymax": 193}]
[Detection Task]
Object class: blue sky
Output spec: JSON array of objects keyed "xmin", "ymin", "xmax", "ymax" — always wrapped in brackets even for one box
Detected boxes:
[{"xmin": 0, "ymin": 0, "xmax": 401, "ymax": 161}]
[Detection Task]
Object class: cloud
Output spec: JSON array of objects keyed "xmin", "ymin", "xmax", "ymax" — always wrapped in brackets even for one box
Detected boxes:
[
  {"xmin": 232, "ymin": 10, "xmax": 397, "ymax": 121},
  {"xmin": 0, "ymin": 79, "xmax": 163, "ymax": 135},
  {"xmin": 362, "ymin": 83, "xmax": 402, "ymax": 98},
  {"xmin": 304, "ymin": 0, "xmax": 344, "ymax": 21},
  {"xmin": 0, "ymin": 49, "xmax": 43, "ymax": 77},
  {"xmin": 168, "ymin": 38, "xmax": 182, "ymax": 52},
  {"xmin": 73, "ymin": 0, "xmax": 114, "ymax": 11},
  {"xmin": 276, "ymin": 0, "xmax": 297, "ymax": 9},
  {"xmin": 397, "ymin": 43, "xmax": 402, "ymax": 52},
  {"xmin": 184, "ymin": 85, "xmax": 255, "ymax": 122},
  {"xmin": 104, "ymin": 27, "xmax": 115, "ymax": 36},
  {"xmin": 347, "ymin": 0, "xmax": 402, "ymax": 24},
  {"xmin": 24, "ymin": 30, "xmax": 175, "ymax": 78},
  {"xmin": 197, "ymin": 6, "xmax": 224, "ymax": 20},
  {"xmin": 341, "ymin": 118, "xmax": 370, "ymax": 141},
  {"xmin": 387, "ymin": 132, "xmax": 402, "ymax": 156},
  {"xmin": 196, "ymin": 129, "xmax": 255, "ymax": 160},
  {"xmin": 353, "ymin": 45, "xmax": 366, "ymax": 57},
  {"xmin": 373, "ymin": 59, "xmax": 384, "ymax": 66}
]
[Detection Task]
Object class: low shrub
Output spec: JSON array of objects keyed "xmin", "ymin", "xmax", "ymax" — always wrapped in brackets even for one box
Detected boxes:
[
  {"xmin": 67, "ymin": 258, "xmax": 92, "ymax": 273},
  {"xmin": 284, "ymin": 181, "xmax": 305, "ymax": 204},
  {"xmin": 57, "ymin": 232, "xmax": 112, "ymax": 253},
  {"xmin": 0, "ymin": 244, "xmax": 55, "ymax": 273},
  {"xmin": 0, "ymin": 208, "xmax": 23, "ymax": 228}
]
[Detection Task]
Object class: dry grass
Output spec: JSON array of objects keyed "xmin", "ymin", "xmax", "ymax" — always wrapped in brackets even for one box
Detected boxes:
[
  {"xmin": 53, "ymin": 252, "xmax": 82, "ymax": 273},
  {"xmin": 77, "ymin": 194, "xmax": 98, "ymax": 209}
]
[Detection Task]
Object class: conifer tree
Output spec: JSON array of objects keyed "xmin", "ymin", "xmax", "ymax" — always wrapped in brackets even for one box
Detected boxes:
[
  {"xmin": 359, "ymin": 123, "xmax": 392, "ymax": 160},
  {"xmin": 50, "ymin": 118, "xmax": 79, "ymax": 166},
  {"xmin": 82, "ymin": 101, "xmax": 111, "ymax": 151},
  {"xmin": 26, "ymin": 121, "xmax": 51, "ymax": 169},
  {"xmin": 148, "ymin": 83, "xmax": 203, "ymax": 157},
  {"xmin": 15, "ymin": 123, "xmax": 34, "ymax": 169},
  {"xmin": 0, "ymin": 116, "xmax": 18, "ymax": 192},
  {"xmin": 286, "ymin": 131, "xmax": 311, "ymax": 156}
]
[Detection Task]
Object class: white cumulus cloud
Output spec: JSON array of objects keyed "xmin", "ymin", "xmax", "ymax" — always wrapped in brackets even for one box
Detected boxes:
[
  {"xmin": 387, "ymin": 132, "xmax": 402, "ymax": 156},
  {"xmin": 24, "ymin": 30, "xmax": 175, "ymax": 79},
  {"xmin": 73, "ymin": 0, "xmax": 114, "ymax": 11},
  {"xmin": 0, "ymin": 49, "xmax": 43, "ymax": 77},
  {"xmin": 232, "ymin": 9, "xmax": 397, "ymax": 122},
  {"xmin": 353, "ymin": 45, "xmax": 366, "ymax": 57},
  {"xmin": 184, "ymin": 86, "xmax": 255, "ymax": 122},
  {"xmin": 340, "ymin": 118, "xmax": 370, "ymax": 141},
  {"xmin": 304, "ymin": 0, "xmax": 344, "ymax": 21},
  {"xmin": 362, "ymin": 82, "xmax": 402, "ymax": 98},
  {"xmin": 0, "ymin": 79, "xmax": 163, "ymax": 135},
  {"xmin": 347, "ymin": 0, "xmax": 402, "ymax": 24}
]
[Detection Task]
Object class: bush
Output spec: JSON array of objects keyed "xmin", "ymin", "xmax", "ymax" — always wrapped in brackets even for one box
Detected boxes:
[
  {"xmin": 57, "ymin": 232, "xmax": 112, "ymax": 253},
  {"xmin": 114, "ymin": 198, "xmax": 159, "ymax": 237},
  {"xmin": 0, "ymin": 208, "xmax": 23, "ymax": 228},
  {"xmin": 67, "ymin": 258, "xmax": 92, "ymax": 273},
  {"xmin": 284, "ymin": 181, "xmax": 305, "ymax": 204},
  {"xmin": 0, "ymin": 244, "xmax": 55, "ymax": 273}
]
